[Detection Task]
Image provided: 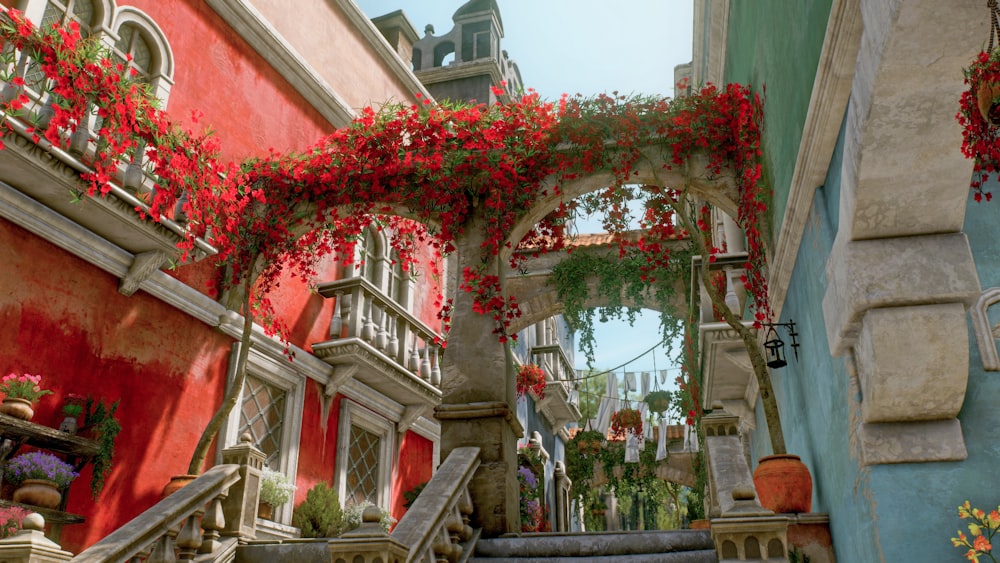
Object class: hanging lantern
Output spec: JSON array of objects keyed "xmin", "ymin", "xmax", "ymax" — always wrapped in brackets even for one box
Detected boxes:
[{"xmin": 763, "ymin": 326, "xmax": 787, "ymax": 369}]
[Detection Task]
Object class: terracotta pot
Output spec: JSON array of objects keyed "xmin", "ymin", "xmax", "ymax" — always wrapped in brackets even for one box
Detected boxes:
[
  {"xmin": 257, "ymin": 502, "xmax": 273, "ymax": 520},
  {"xmin": 752, "ymin": 454, "xmax": 813, "ymax": 514},
  {"xmin": 161, "ymin": 474, "xmax": 199, "ymax": 498},
  {"xmin": 0, "ymin": 398, "xmax": 34, "ymax": 421},
  {"xmin": 978, "ymin": 81, "xmax": 1000, "ymax": 126},
  {"xmin": 689, "ymin": 518, "xmax": 710, "ymax": 530},
  {"xmin": 13, "ymin": 479, "xmax": 61, "ymax": 509}
]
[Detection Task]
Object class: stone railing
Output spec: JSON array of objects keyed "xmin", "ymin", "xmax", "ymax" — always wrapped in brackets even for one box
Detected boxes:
[
  {"xmin": 313, "ymin": 277, "xmax": 444, "ymax": 392},
  {"xmin": 28, "ymin": 436, "xmax": 265, "ymax": 563},
  {"xmin": 382, "ymin": 446, "xmax": 481, "ymax": 563}
]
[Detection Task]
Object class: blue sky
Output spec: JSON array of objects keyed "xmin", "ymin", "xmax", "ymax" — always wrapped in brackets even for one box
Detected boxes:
[{"xmin": 355, "ymin": 0, "xmax": 694, "ymax": 381}]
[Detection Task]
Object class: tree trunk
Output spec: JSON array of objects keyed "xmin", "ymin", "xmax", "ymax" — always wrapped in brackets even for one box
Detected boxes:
[{"xmin": 187, "ymin": 269, "xmax": 256, "ymax": 474}]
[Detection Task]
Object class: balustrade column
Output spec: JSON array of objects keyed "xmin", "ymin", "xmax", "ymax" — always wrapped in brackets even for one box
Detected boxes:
[{"xmin": 220, "ymin": 433, "xmax": 266, "ymax": 541}]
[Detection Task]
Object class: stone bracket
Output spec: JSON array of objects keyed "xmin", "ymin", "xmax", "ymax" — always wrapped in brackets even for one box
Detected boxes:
[
  {"xmin": 860, "ymin": 418, "xmax": 967, "ymax": 466},
  {"xmin": 118, "ymin": 250, "xmax": 169, "ymax": 296}
]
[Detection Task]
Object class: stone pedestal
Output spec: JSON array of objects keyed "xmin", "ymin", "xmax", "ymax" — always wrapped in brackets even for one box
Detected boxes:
[
  {"xmin": 0, "ymin": 514, "xmax": 73, "ymax": 563},
  {"xmin": 220, "ymin": 433, "xmax": 266, "ymax": 540}
]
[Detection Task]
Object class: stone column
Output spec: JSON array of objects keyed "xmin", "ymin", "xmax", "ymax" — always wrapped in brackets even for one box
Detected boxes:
[{"xmin": 436, "ymin": 215, "xmax": 523, "ymax": 536}]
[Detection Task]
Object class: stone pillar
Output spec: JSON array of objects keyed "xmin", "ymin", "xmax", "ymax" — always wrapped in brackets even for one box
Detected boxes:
[
  {"xmin": 0, "ymin": 514, "xmax": 73, "ymax": 563},
  {"xmin": 220, "ymin": 433, "xmax": 266, "ymax": 540},
  {"xmin": 436, "ymin": 215, "xmax": 522, "ymax": 536}
]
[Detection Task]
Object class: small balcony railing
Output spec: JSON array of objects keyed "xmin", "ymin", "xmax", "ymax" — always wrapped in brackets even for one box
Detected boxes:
[
  {"xmin": 528, "ymin": 343, "xmax": 581, "ymax": 430},
  {"xmin": 530, "ymin": 343, "xmax": 576, "ymax": 398},
  {"xmin": 312, "ymin": 277, "xmax": 444, "ymax": 409}
]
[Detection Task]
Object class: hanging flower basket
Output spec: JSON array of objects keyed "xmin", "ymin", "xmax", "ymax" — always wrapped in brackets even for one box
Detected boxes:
[
  {"xmin": 572, "ymin": 429, "xmax": 605, "ymax": 455},
  {"xmin": 959, "ymin": 48, "xmax": 1000, "ymax": 201},
  {"xmin": 643, "ymin": 390, "xmax": 672, "ymax": 414},
  {"xmin": 610, "ymin": 408, "xmax": 643, "ymax": 439},
  {"xmin": 516, "ymin": 364, "xmax": 547, "ymax": 399}
]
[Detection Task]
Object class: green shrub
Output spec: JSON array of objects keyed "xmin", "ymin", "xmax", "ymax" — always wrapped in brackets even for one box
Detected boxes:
[{"xmin": 292, "ymin": 482, "xmax": 344, "ymax": 538}]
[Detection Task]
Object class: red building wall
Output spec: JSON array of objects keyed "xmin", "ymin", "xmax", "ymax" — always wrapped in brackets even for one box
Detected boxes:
[{"xmin": 0, "ymin": 0, "xmax": 441, "ymax": 552}]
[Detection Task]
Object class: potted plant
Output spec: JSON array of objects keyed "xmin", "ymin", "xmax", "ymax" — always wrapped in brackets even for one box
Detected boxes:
[
  {"xmin": 293, "ymin": 482, "xmax": 345, "ymax": 538},
  {"xmin": 643, "ymin": 390, "xmax": 672, "ymax": 414},
  {"xmin": 59, "ymin": 402, "xmax": 83, "ymax": 435},
  {"xmin": 610, "ymin": 408, "xmax": 643, "ymax": 439},
  {"xmin": 516, "ymin": 363, "xmax": 547, "ymax": 399},
  {"xmin": 960, "ymin": 47, "xmax": 1000, "ymax": 202},
  {"xmin": 258, "ymin": 467, "xmax": 296, "ymax": 520},
  {"xmin": 4, "ymin": 451, "xmax": 79, "ymax": 509},
  {"xmin": 0, "ymin": 372, "xmax": 52, "ymax": 421},
  {"xmin": 343, "ymin": 501, "xmax": 396, "ymax": 533}
]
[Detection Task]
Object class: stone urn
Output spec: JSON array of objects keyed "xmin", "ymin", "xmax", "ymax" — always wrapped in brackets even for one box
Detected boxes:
[{"xmin": 161, "ymin": 474, "xmax": 199, "ymax": 498}]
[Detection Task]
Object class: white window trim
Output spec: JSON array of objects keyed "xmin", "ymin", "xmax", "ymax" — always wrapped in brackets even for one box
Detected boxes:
[
  {"xmin": 334, "ymin": 398, "xmax": 395, "ymax": 510},
  {"xmin": 110, "ymin": 6, "xmax": 175, "ymax": 103},
  {"xmin": 218, "ymin": 343, "xmax": 305, "ymax": 525}
]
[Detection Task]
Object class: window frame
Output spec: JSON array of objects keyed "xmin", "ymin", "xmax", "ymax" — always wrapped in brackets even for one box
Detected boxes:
[
  {"xmin": 334, "ymin": 398, "xmax": 395, "ymax": 510},
  {"xmin": 219, "ymin": 343, "xmax": 305, "ymax": 525}
]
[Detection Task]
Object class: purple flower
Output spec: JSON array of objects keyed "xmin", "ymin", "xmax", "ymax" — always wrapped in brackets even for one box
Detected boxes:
[
  {"xmin": 517, "ymin": 466, "xmax": 537, "ymax": 489},
  {"xmin": 4, "ymin": 451, "xmax": 79, "ymax": 489}
]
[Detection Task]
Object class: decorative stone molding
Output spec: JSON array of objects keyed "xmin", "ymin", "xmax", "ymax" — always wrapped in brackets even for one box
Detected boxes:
[
  {"xmin": 711, "ymin": 514, "xmax": 790, "ymax": 562},
  {"xmin": 971, "ymin": 287, "xmax": 1000, "ymax": 371},
  {"xmin": 0, "ymin": 513, "xmax": 73, "ymax": 562},
  {"xmin": 220, "ymin": 434, "xmax": 266, "ymax": 541}
]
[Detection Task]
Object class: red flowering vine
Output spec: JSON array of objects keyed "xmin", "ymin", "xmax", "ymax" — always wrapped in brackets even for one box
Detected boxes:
[{"xmin": 609, "ymin": 407, "xmax": 643, "ymax": 439}]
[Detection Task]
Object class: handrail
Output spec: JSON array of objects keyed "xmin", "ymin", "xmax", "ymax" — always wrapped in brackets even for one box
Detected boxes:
[
  {"xmin": 391, "ymin": 446, "xmax": 480, "ymax": 563},
  {"xmin": 72, "ymin": 464, "xmax": 242, "ymax": 562}
]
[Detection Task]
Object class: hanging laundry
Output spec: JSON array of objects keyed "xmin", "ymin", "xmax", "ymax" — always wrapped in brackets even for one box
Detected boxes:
[
  {"xmin": 660, "ymin": 369, "xmax": 668, "ymax": 385},
  {"xmin": 624, "ymin": 372, "xmax": 636, "ymax": 393},
  {"xmin": 657, "ymin": 419, "xmax": 668, "ymax": 461},
  {"xmin": 641, "ymin": 372, "xmax": 651, "ymax": 396},
  {"xmin": 625, "ymin": 432, "xmax": 640, "ymax": 463}
]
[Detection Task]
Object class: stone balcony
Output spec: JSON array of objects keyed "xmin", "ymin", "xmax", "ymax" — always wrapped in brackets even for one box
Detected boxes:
[
  {"xmin": 312, "ymin": 277, "xmax": 444, "ymax": 425},
  {"xmin": 529, "ymin": 343, "xmax": 581, "ymax": 431}
]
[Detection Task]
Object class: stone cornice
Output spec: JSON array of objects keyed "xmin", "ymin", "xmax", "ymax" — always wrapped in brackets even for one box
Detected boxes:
[
  {"xmin": 768, "ymin": 0, "xmax": 861, "ymax": 319},
  {"xmin": 335, "ymin": 0, "xmax": 432, "ymax": 101},
  {"xmin": 205, "ymin": 0, "xmax": 356, "ymax": 127}
]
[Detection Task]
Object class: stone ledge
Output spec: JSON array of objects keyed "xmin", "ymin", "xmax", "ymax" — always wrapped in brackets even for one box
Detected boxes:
[{"xmin": 860, "ymin": 418, "xmax": 967, "ymax": 465}]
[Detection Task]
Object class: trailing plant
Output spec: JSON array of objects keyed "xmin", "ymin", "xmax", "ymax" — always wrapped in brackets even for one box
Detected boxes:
[
  {"xmin": 517, "ymin": 463, "xmax": 546, "ymax": 532},
  {"xmin": 83, "ymin": 397, "xmax": 121, "ymax": 499},
  {"xmin": 293, "ymin": 482, "xmax": 345, "ymax": 538},
  {"xmin": 960, "ymin": 46, "xmax": 1000, "ymax": 202},
  {"xmin": 643, "ymin": 390, "xmax": 672, "ymax": 414}
]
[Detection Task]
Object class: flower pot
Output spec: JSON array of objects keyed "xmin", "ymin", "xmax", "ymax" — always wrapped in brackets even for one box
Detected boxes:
[
  {"xmin": 161, "ymin": 474, "xmax": 199, "ymax": 498},
  {"xmin": 258, "ymin": 502, "xmax": 273, "ymax": 520},
  {"xmin": 752, "ymin": 454, "xmax": 812, "ymax": 514},
  {"xmin": 978, "ymin": 81, "xmax": 1000, "ymax": 126},
  {"xmin": 689, "ymin": 518, "xmax": 710, "ymax": 530},
  {"xmin": 0, "ymin": 398, "xmax": 34, "ymax": 421},
  {"xmin": 13, "ymin": 479, "xmax": 61, "ymax": 509},
  {"xmin": 58, "ymin": 416, "xmax": 78, "ymax": 434}
]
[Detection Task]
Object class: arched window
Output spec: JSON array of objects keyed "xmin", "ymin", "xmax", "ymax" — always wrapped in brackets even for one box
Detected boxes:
[{"xmin": 355, "ymin": 228, "xmax": 411, "ymax": 308}]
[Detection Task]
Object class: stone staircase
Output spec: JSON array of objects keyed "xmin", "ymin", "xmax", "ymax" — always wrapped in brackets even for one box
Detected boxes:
[{"xmin": 469, "ymin": 530, "xmax": 717, "ymax": 563}]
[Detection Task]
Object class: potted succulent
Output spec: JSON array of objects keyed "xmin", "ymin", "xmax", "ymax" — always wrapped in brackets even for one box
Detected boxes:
[
  {"xmin": 4, "ymin": 451, "xmax": 79, "ymax": 509},
  {"xmin": 516, "ymin": 363, "xmax": 548, "ymax": 399},
  {"xmin": 0, "ymin": 372, "xmax": 52, "ymax": 421},
  {"xmin": 258, "ymin": 467, "xmax": 296, "ymax": 520}
]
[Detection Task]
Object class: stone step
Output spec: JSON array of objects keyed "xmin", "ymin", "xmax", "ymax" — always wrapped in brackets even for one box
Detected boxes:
[
  {"xmin": 472, "ymin": 530, "xmax": 716, "ymax": 561},
  {"xmin": 468, "ymin": 550, "xmax": 718, "ymax": 563}
]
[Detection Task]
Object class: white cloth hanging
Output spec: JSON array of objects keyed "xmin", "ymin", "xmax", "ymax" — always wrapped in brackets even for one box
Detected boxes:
[
  {"xmin": 625, "ymin": 432, "xmax": 640, "ymax": 463},
  {"xmin": 641, "ymin": 372, "xmax": 650, "ymax": 396},
  {"xmin": 657, "ymin": 419, "xmax": 668, "ymax": 461},
  {"xmin": 624, "ymin": 372, "xmax": 636, "ymax": 393}
]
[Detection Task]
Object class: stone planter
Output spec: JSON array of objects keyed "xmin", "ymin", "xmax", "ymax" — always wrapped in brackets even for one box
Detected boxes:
[{"xmin": 13, "ymin": 479, "xmax": 61, "ymax": 509}]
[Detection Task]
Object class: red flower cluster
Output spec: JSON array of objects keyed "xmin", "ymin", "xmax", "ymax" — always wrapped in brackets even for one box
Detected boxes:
[
  {"xmin": 516, "ymin": 364, "xmax": 547, "ymax": 398},
  {"xmin": 959, "ymin": 49, "xmax": 1000, "ymax": 202}
]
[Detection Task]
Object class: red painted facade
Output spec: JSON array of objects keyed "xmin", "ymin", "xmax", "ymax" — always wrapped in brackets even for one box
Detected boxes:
[{"xmin": 0, "ymin": 0, "xmax": 439, "ymax": 552}]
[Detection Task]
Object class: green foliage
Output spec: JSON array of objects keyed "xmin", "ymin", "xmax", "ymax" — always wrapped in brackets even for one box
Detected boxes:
[
  {"xmin": 402, "ymin": 481, "xmax": 426, "ymax": 509},
  {"xmin": 84, "ymin": 397, "xmax": 121, "ymax": 500},
  {"xmin": 293, "ymin": 482, "xmax": 345, "ymax": 538},
  {"xmin": 343, "ymin": 501, "xmax": 395, "ymax": 532}
]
